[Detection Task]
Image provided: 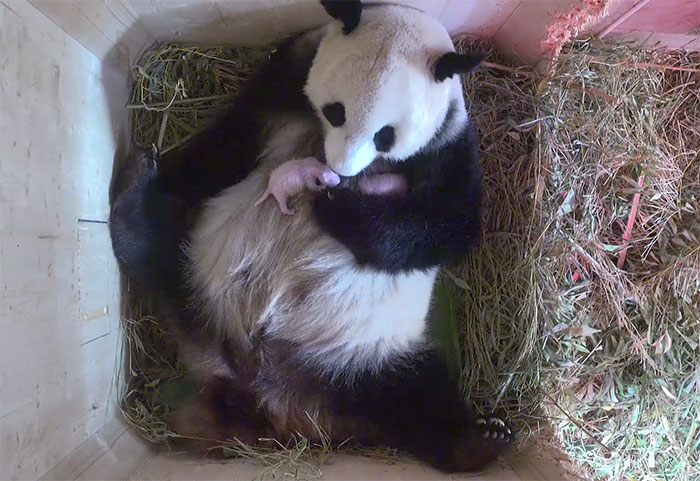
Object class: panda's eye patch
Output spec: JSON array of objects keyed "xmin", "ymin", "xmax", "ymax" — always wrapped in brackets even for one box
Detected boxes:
[
  {"xmin": 321, "ymin": 102, "xmax": 346, "ymax": 127},
  {"xmin": 373, "ymin": 125, "xmax": 395, "ymax": 152}
]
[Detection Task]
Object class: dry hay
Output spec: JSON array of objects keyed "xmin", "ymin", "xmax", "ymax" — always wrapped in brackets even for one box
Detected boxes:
[
  {"xmin": 120, "ymin": 37, "xmax": 700, "ymax": 481},
  {"xmin": 128, "ymin": 43, "xmax": 273, "ymax": 154},
  {"xmin": 535, "ymin": 41, "xmax": 700, "ymax": 481},
  {"xmin": 455, "ymin": 37, "xmax": 700, "ymax": 481},
  {"xmin": 453, "ymin": 40, "xmax": 544, "ymax": 429}
]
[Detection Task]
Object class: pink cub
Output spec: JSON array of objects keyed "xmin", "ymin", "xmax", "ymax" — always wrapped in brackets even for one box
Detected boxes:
[{"xmin": 255, "ymin": 157, "xmax": 340, "ymax": 215}]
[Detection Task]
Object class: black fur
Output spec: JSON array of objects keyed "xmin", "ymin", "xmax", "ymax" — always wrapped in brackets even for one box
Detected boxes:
[
  {"xmin": 373, "ymin": 124, "xmax": 395, "ymax": 152},
  {"xmin": 155, "ymin": 34, "xmax": 320, "ymax": 206},
  {"xmin": 321, "ymin": 101, "xmax": 346, "ymax": 127},
  {"xmin": 313, "ymin": 122, "xmax": 482, "ymax": 273},
  {"xmin": 333, "ymin": 350, "xmax": 511, "ymax": 472},
  {"xmin": 321, "ymin": 0, "xmax": 363, "ymax": 34},
  {"xmin": 110, "ymin": 33, "xmax": 323, "ymax": 298},
  {"xmin": 434, "ymin": 52, "xmax": 483, "ymax": 82},
  {"xmin": 108, "ymin": 148, "xmax": 191, "ymax": 295}
]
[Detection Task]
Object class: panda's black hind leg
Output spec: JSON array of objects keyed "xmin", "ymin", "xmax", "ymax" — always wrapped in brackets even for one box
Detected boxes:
[{"xmin": 335, "ymin": 351, "xmax": 514, "ymax": 473}]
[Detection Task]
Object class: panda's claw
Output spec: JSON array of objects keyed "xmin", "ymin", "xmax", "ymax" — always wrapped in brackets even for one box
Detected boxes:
[
  {"xmin": 488, "ymin": 417, "xmax": 506, "ymax": 427},
  {"xmin": 474, "ymin": 414, "xmax": 513, "ymax": 444}
]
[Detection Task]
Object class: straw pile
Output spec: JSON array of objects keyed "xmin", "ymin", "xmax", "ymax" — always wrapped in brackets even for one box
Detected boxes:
[
  {"xmin": 121, "ymin": 37, "xmax": 699, "ymax": 481},
  {"xmin": 128, "ymin": 43, "xmax": 273, "ymax": 154},
  {"xmin": 453, "ymin": 39, "xmax": 542, "ymax": 429},
  {"xmin": 455, "ymin": 38, "xmax": 700, "ymax": 481},
  {"xmin": 534, "ymin": 41, "xmax": 700, "ymax": 481}
]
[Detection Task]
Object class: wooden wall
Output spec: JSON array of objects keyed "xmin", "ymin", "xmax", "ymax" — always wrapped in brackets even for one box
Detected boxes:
[
  {"xmin": 1, "ymin": 2, "xmax": 126, "ymax": 479},
  {"xmin": 27, "ymin": 1, "xmax": 700, "ymax": 71},
  {"xmin": 593, "ymin": 0, "xmax": 700, "ymax": 50}
]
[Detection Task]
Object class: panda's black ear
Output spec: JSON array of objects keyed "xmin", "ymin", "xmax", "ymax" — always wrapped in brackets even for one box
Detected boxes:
[
  {"xmin": 433, "ymin": 53, "xmax": 483, "ymax": 82},
  {"xmin": 321, "ymin": 0, "xmax": 362, "ymax": 34}
]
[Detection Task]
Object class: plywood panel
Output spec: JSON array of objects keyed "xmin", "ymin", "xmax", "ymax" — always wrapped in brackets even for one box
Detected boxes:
[
  {"xmin": 441, "ymin": 0, "xmax": 521, "ymax": 37},
  {"xmin": 129, "ymin": 452, "xmax": 524, "ymax": 481},
  {"xmin": 123, "ymin": 0, "xmax": 329, "ymax": 45},
  {"xmin": 29, "ymin": 0, "xmax": 153, "ymax": 70},
  {"xmin": 491, "ymin": 0, "xmax": 699, "ymax": 65},
  {"xmin": 0, "ymin": 1, "xmax": 126, "ymax": 479},
  {"xmin": 606, "ymin": 30, "xmax": 700, "ymax": 49},
  {"xmin": 611, "ymin": 0, "xmax": 700, "ymax": 34},
  {"xmin": 39, "ymin": 417, "xmax": 132, "ymax": 481},
  {"xmin": 493, "ymin": 0, "xmax": 581, "ymax": 64},
  {"xmin": 40, "ymin": 416, "xmax": 155, "ymax": 481},
  {"xmin": 121, "ymin": 0, "xmax": 522, "ymax": 47},
  {"xmin": 75, "ymin": 427, "xmax": 153, "ymax": 481},
  {"xmin": 582, "ymin": 0, "xmax": 640, "ymax": 35},
  {"xmin": 128, "ymin": 443, "xmax": 581, "ymax": 481}
]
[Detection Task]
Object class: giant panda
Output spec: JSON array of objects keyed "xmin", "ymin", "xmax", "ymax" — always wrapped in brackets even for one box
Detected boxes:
[{"xmin": 109, "ymin": 0, "xmax": 513, "ymax": 473}]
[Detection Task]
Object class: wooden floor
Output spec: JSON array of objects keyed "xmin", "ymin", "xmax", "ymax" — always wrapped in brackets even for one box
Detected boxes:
[{"xmin": 41, "ymin": 417, "xmax": 581, "ymax": 481}]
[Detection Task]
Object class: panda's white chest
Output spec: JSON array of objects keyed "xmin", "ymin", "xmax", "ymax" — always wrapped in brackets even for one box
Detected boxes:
[
  {"xmin": 279, "ymin": 266, "xmax": 437, "ymax": 375},
  {"xmin": 337, "ymin": 268, "xmax": 436, "ymax": 349}
]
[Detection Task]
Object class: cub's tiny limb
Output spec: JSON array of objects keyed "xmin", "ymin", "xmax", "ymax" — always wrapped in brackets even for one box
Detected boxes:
[{"xmin": 255, "ymin": 157, "xmax": 340, "ymax": 214}]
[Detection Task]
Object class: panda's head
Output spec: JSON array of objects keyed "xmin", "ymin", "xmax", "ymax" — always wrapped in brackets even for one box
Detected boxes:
[{"xmin": 305, "ymin": 0, "xmax": 481, "ymax": 177}]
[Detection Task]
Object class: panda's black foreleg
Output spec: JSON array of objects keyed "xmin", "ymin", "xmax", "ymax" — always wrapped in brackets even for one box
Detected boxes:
[
  {"xmin": 313, "ymin": 123, "xmax": 482, "ymax": 273},
  {"xmin": 334, "ymin": 352, "xmax": 512, "ymax": 472},
  {"xmin": 152, "ymin": 32, "xmax": 321, "ymax": 205},
  {"xmin": 312, "ymin": 186, "xmax": 481, "ymax": 273}
]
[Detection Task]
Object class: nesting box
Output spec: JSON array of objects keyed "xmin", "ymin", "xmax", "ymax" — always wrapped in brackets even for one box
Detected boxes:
[{"xmin": 1, "ymin": 1, "xmax": 698, "ymax": 480}]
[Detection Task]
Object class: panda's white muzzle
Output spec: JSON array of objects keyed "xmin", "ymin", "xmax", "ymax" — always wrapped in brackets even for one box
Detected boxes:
[{"xmin": 324, "ymin": 137, "xmax": 376, "ymax": 177}]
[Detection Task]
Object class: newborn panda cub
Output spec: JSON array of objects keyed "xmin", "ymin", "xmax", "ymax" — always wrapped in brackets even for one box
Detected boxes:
[
  {"xmin": 256, "ymin": 157, "xmax": 407, "ymax": 214},
  {"xmin": 255, "ymin": 157, "xmax": 340, "ymax": 215}
]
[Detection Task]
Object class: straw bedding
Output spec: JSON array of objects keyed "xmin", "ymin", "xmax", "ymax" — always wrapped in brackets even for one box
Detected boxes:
[
  {"xmin": 120, "ymin": 37, "xmax": 699, "ymax": 481},
  {"xmin": 533, "ymin": 41, "xmax": 699, "ymax": 481}
]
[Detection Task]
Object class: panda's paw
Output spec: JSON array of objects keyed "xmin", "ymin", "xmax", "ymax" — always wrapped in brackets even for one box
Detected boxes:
[
  {"xmin": 447, "ymin": 413, "xmax": 514, "ymax": 472},
  {"xmin": 475, "ymin": 415, "xmax": 513, "ymax": 443}
]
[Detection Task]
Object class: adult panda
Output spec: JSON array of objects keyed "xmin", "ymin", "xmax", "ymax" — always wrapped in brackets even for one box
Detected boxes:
[{"xmin": 109, "ymin": 0, "xmax": 512, "ymax": 473}]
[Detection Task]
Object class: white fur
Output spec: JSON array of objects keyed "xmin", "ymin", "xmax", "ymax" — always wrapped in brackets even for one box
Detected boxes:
[
  {"xmin": 305, "ymin": 5, "xmax": 465, "ymax": 176},
  {"xmin": 188, "ymin": 119, "xmax": 436, "ymax": 378}
]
